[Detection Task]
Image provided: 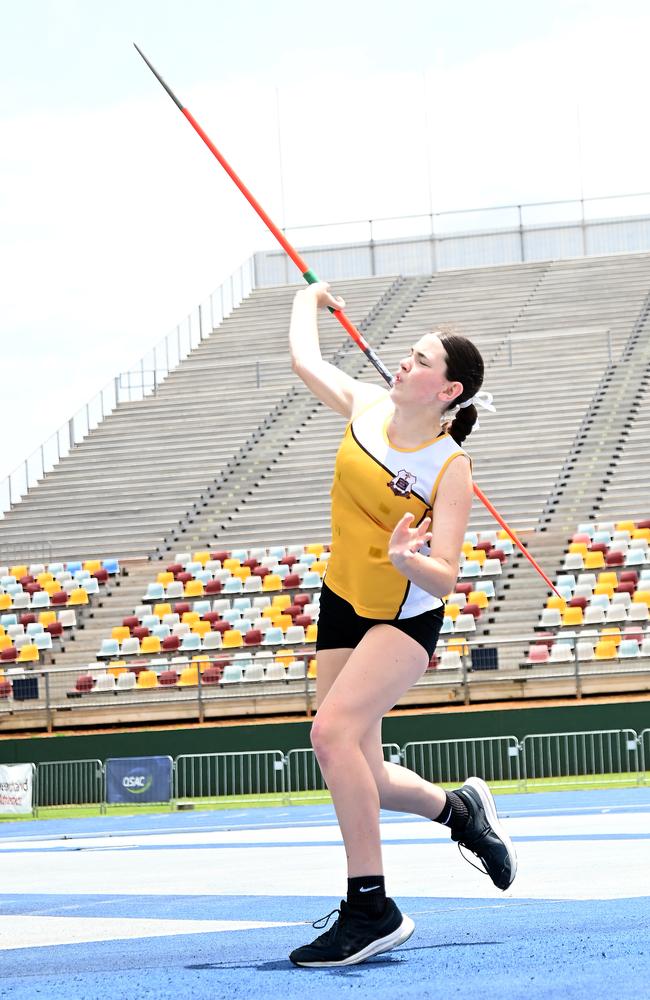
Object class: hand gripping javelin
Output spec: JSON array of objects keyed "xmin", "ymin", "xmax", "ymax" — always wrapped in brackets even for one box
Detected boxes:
[{"xmin": 134, "ymin": 44, "xmax": 561, "ymax": 598}]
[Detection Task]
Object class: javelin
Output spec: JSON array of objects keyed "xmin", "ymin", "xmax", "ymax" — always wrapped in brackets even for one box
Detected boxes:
[{"xmin": 134, "ymin": 44, "xmax": 561, "ymax": 599}]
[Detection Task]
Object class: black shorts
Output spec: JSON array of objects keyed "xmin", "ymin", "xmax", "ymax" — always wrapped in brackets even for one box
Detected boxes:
[{"xmin": 316, "ymin": 581, "xmax": 444, "ymax": 660}]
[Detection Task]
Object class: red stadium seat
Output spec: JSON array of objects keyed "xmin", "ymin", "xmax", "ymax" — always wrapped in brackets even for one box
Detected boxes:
[
  {"xmin": 283, "ymin": 573, "xmax": 301, "ymax": 589},
  {"xmin": 159, "ymin": 670, "xmax": 178, "ymax": 686},
  {"xmin": 123, "ymin": 615, "xmax": 140, "ymax": 630},
  {"xmin": 205, "ymin": 579, "xmax": 223, "ymax": 595},
  {"xmin": 606, "ymin": 551, "xmax": 625, "ymax": 566},
  {"xmin": 243, "ymin": 629, "xmax": 263, "ymax": 646},
  {"xmin": 51, "ymin": 591, "xmax": 68, "ymax": 605},
  {"xmin": 210, "ymin": 551, "xmax": 230, "ymax": 563},
  {"xmin": 162, "ymin": 635, "xmax": 181, "ymax": 652},
  {"xmin": 0, "ymin": 647, "xmax": 18, "ymax": 663}
]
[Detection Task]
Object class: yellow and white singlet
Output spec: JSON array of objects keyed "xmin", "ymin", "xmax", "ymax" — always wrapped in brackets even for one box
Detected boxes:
[{"xmin": 325, "ymin": 394, "xmax": 469, "ymax": 620}]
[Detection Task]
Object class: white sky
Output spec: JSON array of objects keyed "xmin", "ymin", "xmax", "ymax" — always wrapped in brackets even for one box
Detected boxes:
[{"xmin": 2, "ymin": 0, "xmax": 650, "ymax": 487}]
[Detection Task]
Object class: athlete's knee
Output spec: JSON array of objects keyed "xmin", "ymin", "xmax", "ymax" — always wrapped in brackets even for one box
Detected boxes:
[{"xmin": 310, "ymin": 712, "xmax": 351, "ymax": 767}]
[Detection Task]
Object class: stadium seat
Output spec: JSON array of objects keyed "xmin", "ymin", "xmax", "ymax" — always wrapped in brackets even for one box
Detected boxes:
[
  {"xmin": 99, "ymin": 638, "xmax": 120, "ymax": 658},
  {"xmin": 137, "ymin": 670, "xmax": 158, "ymax": 689},
  {"xmin": 221, "ymin": 664, "xmax": 244, "ymax": 684},
  {"xmin": 222, "ymin": 629, "xmax": 244, "ymax": 649},
  {"xmin": 594, "ymin": 640, "xmax": 617, "ymax": 661},
  {"xmin": 549, "ymin": 643, "xmax": 573, "ymax": 663},
  {"xmin": 140, "ymin": 636, "xmax": 162, "ymax": 655},
  {"xmin": 618, "ymin": 639, "xmax": 640, "ymax": 659},
  {"xmin": 94, "ymin": 673, "xmax": 116, "ymax": 693},
  {"xmin": 116, "ymin": 672, "xmax": 137, "ymax": 691},
  {"xmin": 438, "ymin": 651, "xmax": 462, "ymax": 670}
]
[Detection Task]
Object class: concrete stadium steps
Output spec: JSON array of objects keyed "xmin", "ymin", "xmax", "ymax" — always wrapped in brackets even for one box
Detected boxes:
[
  {"xmin": 168, "ymin": 277, "xmax": 432, "ymax": 554},
  {"xmin": 206, "ymin": 254, "xmax": 650, "ymax": 550},
  {"xmin": 0, "ymin": 276, "xmax": 397, "ymax": 562}
]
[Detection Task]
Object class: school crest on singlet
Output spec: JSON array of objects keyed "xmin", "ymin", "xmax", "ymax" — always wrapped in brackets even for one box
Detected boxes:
[
  {"xmin": 387, "ymin": 469, "xmax": 417, "ymax": 498},
  {"xmin": 325, "ymin": 394, "xmax": 469, "ymax": 620}
]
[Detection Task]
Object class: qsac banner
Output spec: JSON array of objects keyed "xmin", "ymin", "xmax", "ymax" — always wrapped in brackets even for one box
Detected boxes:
[
  {"xmin": 105, "ymin": 756, "xmax": 173, "ymax": 805},
  {"xmin": 0, "ymin": 763, "xmax": 34, "ymax": 814}
]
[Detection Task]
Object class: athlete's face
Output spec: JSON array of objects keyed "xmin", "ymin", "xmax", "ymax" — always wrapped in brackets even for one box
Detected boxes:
[{"xmin": 391, "ymin": 333, "xmax": 463, "ymax": 408}]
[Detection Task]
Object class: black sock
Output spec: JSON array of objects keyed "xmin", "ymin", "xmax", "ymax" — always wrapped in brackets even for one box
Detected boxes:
[
  {"xmin": 347, "ymin": 875, "xmax": 386, "ymax": 917},
  {"xmin": 433, "ymin": 791, "xmax": 470, "ymax": 834}
]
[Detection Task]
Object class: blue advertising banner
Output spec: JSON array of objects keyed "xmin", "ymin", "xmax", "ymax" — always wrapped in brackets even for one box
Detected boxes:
[{"xmin": 105, "ymin": 756, "xmax": 173, "ymax": 805}]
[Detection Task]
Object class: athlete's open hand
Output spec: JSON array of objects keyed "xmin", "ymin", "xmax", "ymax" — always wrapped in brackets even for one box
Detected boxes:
[{"xmin": 388, "ymin": 513, "xmax": 432, "ymax": 571}]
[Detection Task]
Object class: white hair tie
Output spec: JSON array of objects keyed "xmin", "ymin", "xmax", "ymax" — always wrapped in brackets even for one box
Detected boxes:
[{"xmin": 459, "ymin": 390, "xmax": 496, "ymax": 413}]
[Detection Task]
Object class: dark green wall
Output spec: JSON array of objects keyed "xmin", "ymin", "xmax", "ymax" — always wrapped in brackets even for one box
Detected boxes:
[{"xmin": 1, "ymin": 698, "xmax": 648, "ymax": 765}]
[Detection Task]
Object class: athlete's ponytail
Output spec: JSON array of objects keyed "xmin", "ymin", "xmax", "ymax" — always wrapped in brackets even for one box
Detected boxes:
[{"xmin": 437, "ymin": 331, "xmax": 485, "ymax": 446}]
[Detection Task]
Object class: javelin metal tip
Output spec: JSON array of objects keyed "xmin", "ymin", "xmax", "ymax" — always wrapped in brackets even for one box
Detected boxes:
[{"xmin": 133, "ymin": 42, "xmax": 184, "ymax": 112}]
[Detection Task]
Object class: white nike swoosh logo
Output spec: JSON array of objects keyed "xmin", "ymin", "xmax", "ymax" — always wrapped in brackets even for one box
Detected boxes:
[{"xmin": 358, "ymin": 885, "xmax": 381, "ymax": 893}]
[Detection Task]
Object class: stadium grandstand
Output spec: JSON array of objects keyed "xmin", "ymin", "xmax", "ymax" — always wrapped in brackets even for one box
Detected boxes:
[{"xmin": 1, "ymin": 207, "xmax": 650, "ymax": 733}]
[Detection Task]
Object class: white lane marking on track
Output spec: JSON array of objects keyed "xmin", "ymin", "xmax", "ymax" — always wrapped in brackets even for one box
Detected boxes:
[
  {"xmin": 2, "ymin": 840, "xmax": 650, "ymax": 900},
  {"xmin": 0, "ymin": 915, "xmax": 302, "ymax": 951},
  {"xmin": 2, "ymin": 811, "xmax": 649, "ymax": 852}
]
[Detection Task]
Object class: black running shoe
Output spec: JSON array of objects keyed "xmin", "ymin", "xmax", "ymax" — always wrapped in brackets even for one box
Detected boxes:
[
  {"xmin": 289, "ymin": 898, "xmax": 415, "ymax": 968},
  {"xmin": 452, "ymin": 776, "xmax": 517, "ymax": 891}
]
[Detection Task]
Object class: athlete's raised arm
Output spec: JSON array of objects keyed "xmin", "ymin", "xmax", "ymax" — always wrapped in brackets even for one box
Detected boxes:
[{"xmin": 289, "ymin": 282, "xmax": 386, "ymax": 419}]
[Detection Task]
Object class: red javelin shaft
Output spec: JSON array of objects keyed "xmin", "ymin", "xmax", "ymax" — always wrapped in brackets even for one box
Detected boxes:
[
  {"xmin": 134, "ymin": 44, "xmax": 561, "ymax": 599},
  {"xmin": 473, "ymin": 484, "xmax": 560, "ymax": 596}
]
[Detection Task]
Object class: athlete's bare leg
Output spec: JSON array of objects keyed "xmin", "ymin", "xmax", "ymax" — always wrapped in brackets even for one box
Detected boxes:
[{"xmin": 311, "ymin": 626, "xmax": 446, "ymax": 876}]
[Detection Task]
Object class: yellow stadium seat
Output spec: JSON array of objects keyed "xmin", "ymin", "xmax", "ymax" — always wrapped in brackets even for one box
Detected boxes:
[
  {"xmin": 140, "ymin": 636, "xmax": 162, "ymax": 655},
  {"xmin": 262, "ymin": 574, "xmax": 282, "ymax": 592},
  {"xmin": 594, "ymin": 640, "xmax": 617, "ymax": 660},
  {"xmin": 468, "ymin": 590, "xmax": 489, "ymax": 609},
  {"xmin": 107, "ymin": 664, "xmax": 127, "ymax": 678},
  {"xmin": 222, "ymin": 629, "xmax": 243, "ymax": 649},
  {"xmin": 447, "ymin": 638, "xmax": 469, "ymax": 656},
  {"xmin": 632, "ymin": 528, "xmax": 650, "ymax": 541},
  {"xmin": 307, "ymin": 658, "xmax": 317, "ymax": 678},
  {"xmin": 43, "ymin": 580, "xmax": 60, "ymax": 596},
  {"xmin": 17, "ymin": 644, "xmax": 39, "ymax": 663},
  {"xmin": 569, "ymin": 542, "xmax": 589, "ymax": 556},
  {"xmin": 223, "ymin": 558, "xmax": 240, "ymax": 572},
  {"xmin": 562, "ymin": 606, "xmax": 584, "ymax": 627},
  {"xmin": 232, "ymin": 566, "xmax": 251, "ymax": 581},
  {"xmin": 192, "ymin": 655, "xmax": 210, "ymax": 672},
  {"xmin": 594, "ymin": 583, "xmax": 615, "ymax": 598},
  {"xmin": 633, "ymin": 590, "xmax": 650, "ymax": 605},
  {"xmin": 310, "ymin": 561, "xmax": 327, "ymax": 576},
  {"xmin": 9, "ymin": 565, "xmax": 28, "ymax": 579},
  {"xmin": 262, "ymin": 606, "xmax": 281, "ymax": 621},
  {"xmin": 461, "ymin": 541, "xmax": 474, "ymax": 557},
  {"xmin": 275, "ymin": 652, "xmax": 296, "ymax": 669},
  {"xmin": 306, "ymin": 623, "xmax": 318, "ymax": 643},
  {"xmin": 156, "ymin": 571, "xmax": 175, "ymax": 586},
  {"xmin": 467, "ymin": 549, "xmax": 486, "ymax": 565},
  {"xmin": 153, "ymin": 603, "xmax": 172, "ymax": 619},
  {"xmin": 0, "ymin": 594, "xmax": 12, "ymax": 612},
  {"xmin": 615, "ymin": 520, "xmax": 635, "ymax": 533},
  {"xmin": 276, "ymin": 614, "xmax": 293, "ymax": 633},
  {"xmin": 181, "ymin": 611, "xmax": 200, "ymax": 626},
  {"xmin": 546, "ymin": 595, "xmax": 567, "ymax": 611},
  {"xmin": 137, "ymin": 669, "xmax": 158, "ymax": 689},
  {"xmin": 68, "ymin": 588, "xmax": 89, "ymax": 606},
  {"xmin": 36, "ymin": 573, "xmax": 55, "ymax": 587},
  {"xmin": 83, "ymin": 560, "xmax": 102, "ymax": 575},
  {"xmin": 597, "ymin": 572, "xmax": 619, "ymax": 587},
  {"xmin": 584, "ymin": 551, "xmax": 605, "ymax": 570},
  {"xmin": 184, "ymin": 580, "xmax": 204, "ymax": 598},
  {"xmin": 445, "ymin": 603, "xmax": 461, "ymax": 621},
  {"xmin": 179, "ymin": 665, "xmax": 199, "ymax": 686},
  {"xmin": 601, "ymin": 627, "xmax": 622, "ymax": 647},
  {"xmin": 111, "ymin": 626, "xmax": 131, "ymax": 643},
  {"xmin": 306, "ymin": 543, "xmax": 325, "ymax": 557},
  {"xmin": 192, "ymin": 551, "xmax": 210, "ymax": 566},
  {"xmin": 0, "ymin": 635, "xmax": 12, "ymax": 652},
  {"xmin": 38, "ymin": 611, "xmax": 56, "ymax": 627},
  {"xmin": 192, "ymin": 620, "xmax": 212, "ymax": 638},
  {"xmin": 271, "ymin": 595, "xmax": 292, "ymax": 611}
]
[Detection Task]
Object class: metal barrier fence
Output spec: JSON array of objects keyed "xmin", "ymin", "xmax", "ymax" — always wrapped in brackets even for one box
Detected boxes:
[
  {"xmin": 7, "ymin": 728, "xmax": 648, "ymax": 815},
  {"xmin": 174, "ymin": 750, "xmax": 286, "ymax": 804},
  {"xmin": 286, "ymin": 744, "xmax": 401, "ymax": 802},
  {"xmin": 403, "ymin": 737, "xmax": 521, "ymax": 788},
  {"xmin": 36, "ymin": 759, "xmax": 104, "ymax": 810},
  {"xmin": 638, "ymin": 728, "xmax": 649, "ymax": 780},
  {"xmin": 521, "ymin": 730, "xmax": 641, "ymax": 789}
]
